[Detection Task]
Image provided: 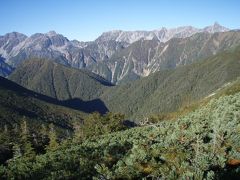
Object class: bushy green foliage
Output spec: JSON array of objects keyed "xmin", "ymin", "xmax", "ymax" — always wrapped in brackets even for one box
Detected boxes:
[
  {"xmin": 101, "ymin": 45, "xmax": 240, "ymax": 120},
  {"xmin": 0, "ymin": 76, "xmax": 86, "ymax": 143},
  {"xmin": 74, "ymin": 112, "xmax": 126, "ymax": 140},
  {"xmin": 45, "ymin": 124, "xmax": 59, "ymax": 151},
  {"xmin": 2, "ymin": 92, "xmax": 240, "ymax": 179},
  {"xmin": 8, "ymin": 46, "xmax": 240, "ymax": 121},
  {"xmin": 0, "ymin": 77, "xmax": 126, "ymax": 164},
  {"xmin": 19, "ymin": 120, "xmax": 36, "ymax": 159}
]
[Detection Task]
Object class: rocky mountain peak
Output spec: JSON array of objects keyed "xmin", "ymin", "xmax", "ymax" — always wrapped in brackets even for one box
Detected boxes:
[
  {"xmin": 46, "ymin": 31, "xmax": 58, "ymax": 36},
  {"xmin": 203, "ymin": 22, "xmax": 229, "ymax": 33},
  {"xmin": 3, "ymin": 32, "xmax": 27, "ymax": 40},
  {"xmin": 96, "ymin": 23, "xmax": 230, "ymax": 44}
]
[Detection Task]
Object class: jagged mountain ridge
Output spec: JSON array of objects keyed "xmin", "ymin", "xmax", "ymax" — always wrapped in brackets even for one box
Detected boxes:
[
  {"xmin": 96, "ymin": 22, "xmax": 229, "ymax": 44},
  {"xmin": 100, "ymin": 45, "xmax": 240, "ymax": 118},
  {"xmin": 0, "ymin": 32, "xmax": 27, "ymax": 57},
  {"xmin": 0, "ymin": 31, "xmax": 126, "ymax": 70},
  {"xmin": 0, "ymin": 23, "xmax": 230, "ymax": 81},
  {"xmin": 9, "ymin": 45, "xmax": 240, "ymax": 120},
  {"xmin": 89, "ymin": 30, "xmax": 240, "ymax": 84}
]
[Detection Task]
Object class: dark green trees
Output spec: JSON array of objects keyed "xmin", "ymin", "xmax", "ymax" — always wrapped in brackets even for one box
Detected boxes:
[{"xmin": 74, "ymin": 112, "xmax": 126, "ymax": 139}]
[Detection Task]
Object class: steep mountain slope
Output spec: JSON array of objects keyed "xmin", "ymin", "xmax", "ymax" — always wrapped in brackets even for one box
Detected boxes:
[
  {"xmin": 2, "ymin": 88, "xmax": 240, "ymax": 179},
  {"xmin": 0, "ymin": 23, "xmax": 231, "ymax": 84},
  {"xmin": 96, "ymin": 22, "xmax": 228, "ymax": 44},
  {"xmin": 88, "ymin": 39, "xmax": 160, "ymax": 83},
  {"xmin": 0, "ymin": 76, "xmax": 85, "ymax": 131},
  {"xmin": 93, "ymin": 31, "xmax": 240, "ymax": 83},
  {"xmin": 7, "ymin": 31, "xmax": 72, "ymax": 67},
  {"xmin": 0, "ymin": 32, "xmax": 27, "ymax": 58},
  {"xmin": 9, "ymin": 46, "xmax": 240, "ymax": 121},
  {"xmin": 0, "ymin": 31, "xmax": 126, "ymax": 69},
  {"xmin": 71, "ymin": 40, "xmax": 126, "ymax": 68},
  {"xmin": 0, "ymin": 57, "xmax": 14, "ymax": 77},
  {"xmin": 101, "ymin": 45, "xmax": 240, "ymax": 119},
  {"xmin": 9, "ymin": 58, "xmax": 112, "ymax": 101}
]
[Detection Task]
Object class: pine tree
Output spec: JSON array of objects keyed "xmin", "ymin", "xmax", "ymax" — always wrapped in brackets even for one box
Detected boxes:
[
  {"xmin": 12, "ymin": 143, "xmax": 22, "ymax": 159},
  {"xmin": 72, "ymin": 120, "xmax": 84, "ymax": 142},
  {"xmin": 40, "ymin": 124, "xmax": 48, "ymax": 148},
  {"xmin": 46, "ymin": 124, "xmax": 59, "ymax": 151},
  {"xmin": 20, "ymin": 118, "xmax": 36, "ymax": 159},
  {"xmin": 0, "ymin": 125, "xmax": 10, "ymax": 145}
]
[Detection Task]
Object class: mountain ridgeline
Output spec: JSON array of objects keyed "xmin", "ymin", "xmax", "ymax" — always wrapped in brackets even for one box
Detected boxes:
[
  {"xmin": 101, "ymin": 45, "xmax": 240, "ymax": 118},
  {"xmin": 9, "ymin": 44, "xmax": 240, "ymax": 120},
  {"xmin": 1, "ymin": 23, "xmax": 240, "ymax": 179},
  {"xmin": 0, "ymin": 23, "xmax": 234, "ymax": 84},
  {"xmin": 0, "ymin": 76, "xmax": 86, "ymax": 133},
  {"xmin": 9, "ymin": 59, "xmax": 112, "ymax": 101},
  {"xmin": 2, "ymin": 82, "xmax": 240, "ymax": 179},
  {"xmin": 93, "ymin": 30, "xmax": 240, "ymax": 84}
]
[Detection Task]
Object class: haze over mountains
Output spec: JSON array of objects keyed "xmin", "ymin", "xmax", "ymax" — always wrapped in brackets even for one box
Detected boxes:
[{"xmin": 0, "ymin": 23, "xmax": 234, "ymax": 84}]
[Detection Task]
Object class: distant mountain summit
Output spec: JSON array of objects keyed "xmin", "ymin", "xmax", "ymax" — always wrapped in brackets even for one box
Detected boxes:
[
  {"xmin": 0, "ymin": 30, "xmax": 126, "ymax": 70},
  {"xmin": 0, "ymin": 23, "xmax": 234, "ymax": 83},
  {"xmin": 203, "ymin": 22, "xmax": 229, "ymax": 33},
  {"xmin": 96, "ymin": 23, "xmax": 229, "ymax": 44}
]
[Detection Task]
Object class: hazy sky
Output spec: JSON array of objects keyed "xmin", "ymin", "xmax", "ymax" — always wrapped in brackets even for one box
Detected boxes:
[{"xmin": 1, "ymin": 0, "xmax": 240, "ymax": 41}]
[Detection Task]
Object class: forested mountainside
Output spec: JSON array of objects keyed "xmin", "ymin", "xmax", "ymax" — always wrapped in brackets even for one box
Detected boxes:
[
  {"xmin": 0, "ymin": 76, "xmax": 126, "ymax": 165},
  {"xmin": 1, "ymin": 0, "xmax": 240, "ymax": 179},
  {"xmin": 0, "ymin": 76, "xmax": 86, "ymax": 132},
  {"xmin": 9, "ymin": 58, "xmax": 112, "ymax": 101},
  {"xmin": 9, "ymin": 45, "xmax": 240, "ymax": 120},
  {"xmin": 1, "ymin": 26, "xmax": 240, "ymax": 180},
  {"xmin": 101, "ymin": 45, "xmax": 240, "ymax": 119},
  {"xmin": 1, "ymin": 79, "xmax": 240, "ymax": 179}
]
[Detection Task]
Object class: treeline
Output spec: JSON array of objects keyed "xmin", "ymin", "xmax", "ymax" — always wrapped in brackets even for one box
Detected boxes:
[
  {"xmin": 0, "ymin": 112, "xmax": 126, "ymax": 166},
  {"xmin": 1, "ymin": 92, "xmax": 240, "ymax": 179}
]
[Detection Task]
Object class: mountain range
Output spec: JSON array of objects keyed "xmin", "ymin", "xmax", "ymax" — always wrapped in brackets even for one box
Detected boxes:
[
  {"xmin": 9, "ymin": 43, "xmax": 240, "ymax": 119},
  {"xmin": 1, "ymin": 22, "xmax": 240, "ymax": 179},
  {"xmin": 96, "ymin": 22, "xmax": 229, "ymax": 43},
  {"xmin": 9, "ymin": 58, "xmax": 112, "ymax": 101},
  {"xmin": 0, "ymin": 76, "xmax": 86, "ymax": 132},
  {"xmin": 0, "ymin": 23, "xmax": 233, "ymax": 84},
  {"xmin": 0, "ymin": 22, "xmax": 240, "ymax": 119}
]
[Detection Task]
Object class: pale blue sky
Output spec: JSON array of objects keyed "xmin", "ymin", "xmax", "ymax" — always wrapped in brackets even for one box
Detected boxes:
[{"xmin": 1, "ymin": 0, "xmax": 240, "ymax": 41}]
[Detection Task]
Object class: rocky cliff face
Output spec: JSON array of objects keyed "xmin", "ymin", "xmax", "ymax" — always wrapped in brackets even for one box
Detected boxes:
[
  {"xmin": 87, "ymin": 31, "xmax": 240, "ymax": 84},
  {"xmin": 0, "ymin": 57, "xmax": 14, "ymax": 77},
  {"xmin": 96, "ymin": 22, "xmax": 229, "ymax": 44},
  {"xmin": 0, "ymin": 32, "xmax": 27, "ymax": 58},
  {"xmin": 0, "ymin": 23, "xmax": 233, "ymax": 83},
  {"xmin": 0, "ymin": 31, "xmax": 126, "ymax": 69}
]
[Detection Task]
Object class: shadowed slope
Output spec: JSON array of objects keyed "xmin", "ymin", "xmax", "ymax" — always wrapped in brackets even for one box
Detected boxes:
[
  {"xmin": 9, "ymin": 58, "xmax": 112, "ymax": 101},
  {"xmin": 101, "ymin": 45, "xmax": 240, "ymax": 119}
]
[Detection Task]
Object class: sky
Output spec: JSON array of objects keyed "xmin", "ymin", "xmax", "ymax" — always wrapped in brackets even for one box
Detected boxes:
[{"xmin": 1, "ymin": 0, "xmax": 240, "ymax": 41}]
